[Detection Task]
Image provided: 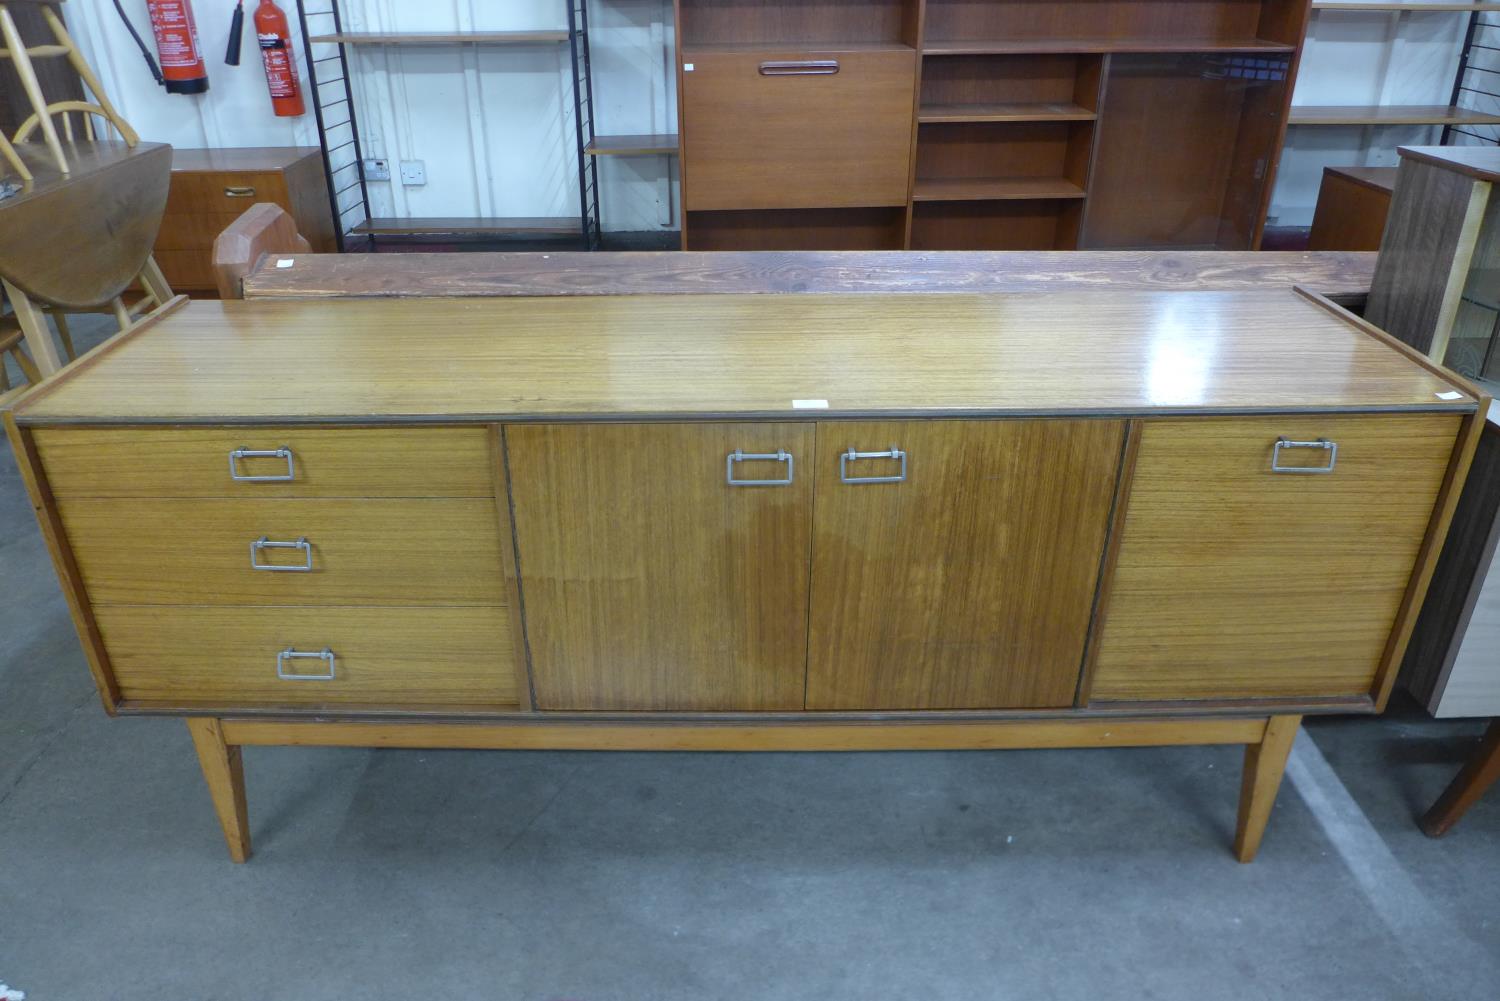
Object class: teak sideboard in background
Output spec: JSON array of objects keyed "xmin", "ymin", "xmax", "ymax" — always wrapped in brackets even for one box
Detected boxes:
[
  {"xmin": 3, "ymin": 287, "xmax": 1486, "ymax": 863},
  {"xmin": 674, "ymin": 0, "xmax": 1308, "ymax": 251}
]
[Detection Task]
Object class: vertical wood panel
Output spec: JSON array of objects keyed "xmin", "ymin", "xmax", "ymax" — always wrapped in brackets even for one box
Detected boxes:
[
  {"xmin": 507, "ymin": 422, "xmax": 815, "ymax": 711},
  {"xmin": 806, "ymin": 419, "xmax": 1123, "ymax": 710}
]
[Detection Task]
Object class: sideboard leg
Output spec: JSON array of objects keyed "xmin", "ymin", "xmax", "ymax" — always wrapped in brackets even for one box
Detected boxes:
[
  {"xmin": 1420, "ymin": 718, "xmax": 1500, "ymax": 838},
  {"xmin": 187, "ymin": 717, "xmax": 252, "ymax": 863},
  {"xmin": 1233, "ymin": 714, "xmax": 1302, "ymax": 863}
]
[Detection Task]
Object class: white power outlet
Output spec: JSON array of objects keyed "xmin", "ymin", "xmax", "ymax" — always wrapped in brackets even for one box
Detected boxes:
[
  {"xmin": 361, "ymin": 158, "xmax": 391, "ymax": 181},
  {"xmin": 399, "ymin": 160, "xmax": 427, "ymax": 186}
]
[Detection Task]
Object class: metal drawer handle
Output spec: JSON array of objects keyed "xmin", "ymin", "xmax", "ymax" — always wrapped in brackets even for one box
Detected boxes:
[
  {"xmin": 759, "ymin": 60, "xmax": 838, "ymax": 76},
  {"xmin": 251, "ymin": 535, "xmax": 313, "ymax": 571},
  {"xmin": 276, "ymin": 646, "xmax": 336, "ymax": 681},
  {"xmin": 229, "ymin": 446, "xmax": 295, "ymax": 481},
  {"xmin": 726, "ymin": 449, "xmax": 793, "ymax": 486},
  {"xmin": 1271, "ymin": 437, "xmax": 1338, "ymax": 474},
  {"xmin": 841, "ymin": 446, "xmax": 907, "ymax": 484},
  {"xmin": 224, "ymin": 185, "xmax": 256, "ymax": 197}
]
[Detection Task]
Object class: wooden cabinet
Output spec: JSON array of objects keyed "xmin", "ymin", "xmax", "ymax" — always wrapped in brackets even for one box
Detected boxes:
[
  {"xmin": 155, "ymin": 148, "xmax": 334, "ymax": 295},
  {"xmin": 806, "ymin": 419, "xmax": 1122, "ymax": 710},
  {"xmin": 506, "ymin": 422, "xmax": 814, "ymax": 711},
  {"xmin": 682, "ymin": 48, "xmax": 918, "ymax": 211},
  {"xmin": 1091, "ymin": 415, "xmax": 1462, "ymax": 701},
  {"xmin": 4, "ymin": 286, "xmax": 1486, "ymax": 862}
]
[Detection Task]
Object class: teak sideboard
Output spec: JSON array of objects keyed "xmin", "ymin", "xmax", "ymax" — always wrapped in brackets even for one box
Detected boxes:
[{"xmin": 3, "ymin": 288, "xmax": 1487, "ymax": 863}]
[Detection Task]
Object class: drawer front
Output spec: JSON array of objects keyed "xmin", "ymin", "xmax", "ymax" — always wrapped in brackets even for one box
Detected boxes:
[
  {"xmin": 59, "ymin": 498, "xmax": 506, "ymax": 606},
  {"xmin": 151, "ymin": 249, "xmax": 215, "ymax": 291},
  {"xmin": 97, "ymin": 606, "xmax": 518, "ymax": 708},
  {"xmin": 156, "ymin": 211, "xmax": 254, "ymax": 252},
  {"xmin": 1090, "ymin": 414, "xmax": 1461, "ymax": 702},
  {"xmin": 682, "ymin": 49, "xmax": 917, "ymax": 210},
  {"xmin": 34, "ymin": 426, "xmax": 494, "ymax": 499},
  {"xmin": 165, "ymin": 171, "xmax": 290, "ymax": 215}
]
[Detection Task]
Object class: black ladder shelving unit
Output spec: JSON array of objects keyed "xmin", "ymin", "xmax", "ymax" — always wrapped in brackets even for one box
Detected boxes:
[
  {"xmin": 294, "ymin": 0, "xmax": 601, "ymax": 251},
  {"xmin": 1445, "ymin": 10, "xmax": 1500, "ymax": 147}
]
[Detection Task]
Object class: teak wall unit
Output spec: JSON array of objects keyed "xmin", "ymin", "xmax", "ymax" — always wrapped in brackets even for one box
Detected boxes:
[
  {"xmin": 3, "ymin": 287, "xmax": 1486, "ymax": 864},
  {"xmin": 673, "ymin": 0, "xmax": 1310, "ymax": 251}
]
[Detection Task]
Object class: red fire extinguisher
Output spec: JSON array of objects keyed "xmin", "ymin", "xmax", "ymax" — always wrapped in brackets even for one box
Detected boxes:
[
  {"xmin": 255, "ymin": 0, "xmax": 305, "ymax": 117},
  {"xmin": 144, "ymin": 0, "xmax": 209, "ymax": 94}
]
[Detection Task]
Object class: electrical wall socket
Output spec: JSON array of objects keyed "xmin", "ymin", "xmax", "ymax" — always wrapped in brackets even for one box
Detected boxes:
[
  {"xmin": 400, "ymin": 160, "xmax": 427, "ymax": 186},
  {"xmin": 361, "ymin": 158, "xmax": 390, "ymax": 181}
]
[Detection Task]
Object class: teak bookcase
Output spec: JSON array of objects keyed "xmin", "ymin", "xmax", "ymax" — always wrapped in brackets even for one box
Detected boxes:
[{"xmin": 674, "ymin": 0, "xmax": 1311, "ymax": 251}]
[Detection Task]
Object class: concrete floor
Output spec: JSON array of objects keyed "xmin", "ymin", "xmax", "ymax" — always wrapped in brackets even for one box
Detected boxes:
[{"xmin": 2, "ymin": 324, "xmax": 1499, "ymax": 1000}]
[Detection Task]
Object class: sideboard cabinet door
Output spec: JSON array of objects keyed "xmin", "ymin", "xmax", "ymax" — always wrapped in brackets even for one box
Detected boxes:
[
  {"xmin": 805, "ymin": 419, "xmax": 1125, "ymax": 710},
  {"xmin": 1091, "ymin": 414, "xmax": 1462, "ymax": 702},
  {"xmin": 506, "ymin": 423, "xmax": 815, "ymax": 711}
]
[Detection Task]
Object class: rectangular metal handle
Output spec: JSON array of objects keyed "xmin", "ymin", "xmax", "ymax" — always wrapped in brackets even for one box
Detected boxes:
[
  {"xmin": 251, "ymin": 535, "xmax": 313, "ymax": 571},
  {"xmin": 276, "ymin": 646, "xmax": 336, "ymax": 681},
  {"xmin": 1271, "ymin": 437, "xmax": 1337, "ymax": 474},
  {"xmin": 840, "ymin": 446, "xmax": 907, "ymax": 484},
  {"xmin": 224, "ymin": 185, "xmax": 256, "ymax": 197},
  {"xmin": 229, "ymin": 446, "xmax": 295, "ymax": 481},
  {"xmin": 726, "ymin": 449, "xmax": 793, "ymax": 486},
  {"xmin": 759, "ymin": 60, "xmax": 838, "ymax": 76}
]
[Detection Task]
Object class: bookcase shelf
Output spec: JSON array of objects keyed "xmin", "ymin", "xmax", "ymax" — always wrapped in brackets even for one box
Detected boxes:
[
  {"xmin": 919, "ymin": 102, "xmax": 1098, "ymax": 123},
  {"xmin": 912, "ymin": 177, "xmax": 1088, "ymax": 201}
]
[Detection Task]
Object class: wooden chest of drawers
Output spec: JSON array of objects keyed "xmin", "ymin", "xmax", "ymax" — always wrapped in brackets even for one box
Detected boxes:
[
  {"xmin": 3, "ymin": 288, "xmax": 1487, "ymax": 864},
  {"xmin": 155, "ymin": 148, "xmax": 335, "ymax": 294}
]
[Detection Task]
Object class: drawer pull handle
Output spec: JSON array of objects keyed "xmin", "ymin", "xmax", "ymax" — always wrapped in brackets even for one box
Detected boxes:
[
  {"xmin": 841, "ymin": 446, "xmax": 907, "ymax": 484},
  {"xmin": 727, "ymin": 449, "xmax": 794, "ymax": 486},
  {"xmin": 250, "ymin": 535, "xmax": 313, "ymax": 571},
  {"xmin": 759, "ymin": 60, "xmax": 838, "ymax": 76},
  {"xmin": 229, "ymin": 446, "xmax": 295, "ymax": 481},
  {"xmin": 277, "ymin": 647, "xmax": 336, "ymax": 681},
  {"xmin": 224, "ymin": 185, "xmax": 256, "ymax": 197},
  {"xmin": 1271, "ymin": 437, "xmax": 1338, "ymax": 474}
]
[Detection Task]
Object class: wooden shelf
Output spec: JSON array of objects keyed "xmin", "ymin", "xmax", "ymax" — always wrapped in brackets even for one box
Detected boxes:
[
  {"xmin": 1288, "ymin": 104, "xmax": 1500, "ymax": 125},
  {"xmin": 912, "ymin": 177, "xmax": 1087, "ymax": 202},
  {"xmin": 584, "ymin": 134, "xmax": 679, "ymax": 156},
  {"xmin": 352, "ymin": 217, "xmax": 579, "ymax": 236},
  {"xmin": 922, "ymin": 37, "xmax": 1296, "ymax": 56},
  {"xmin": 919, "ymin": 102, "xmax": 1097, "ymax": 123},
  {"xmin": 1312, "ymin": 3, "xmax": 1500, "ymax": 11},
  {"xmin": 310, "ymin": 31, "xmax": 569, "ymax": 45},
  {"xmin": 682, "ymin": 41, "xmax": 915, "ymax": 54}
]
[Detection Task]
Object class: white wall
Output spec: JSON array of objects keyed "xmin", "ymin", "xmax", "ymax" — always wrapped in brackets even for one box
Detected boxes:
[
  {"xmin": 1270, "ymin": 6, "xmax": 1471, "ymax": 228},
  {"xmin": 67, "ymin": 0, "xmax": 677, "ymax": 234}
]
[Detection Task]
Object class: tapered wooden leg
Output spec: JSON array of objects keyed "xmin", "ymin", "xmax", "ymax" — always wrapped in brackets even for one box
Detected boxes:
[
  {"xmin": 187, "ymin": 718, "xmax": 252, "ymax": 863},
  {"xmin": 51, "ymin": 311, "xmax": 75, "ymax": 361},
  {"xmin": 1233, "ymin": 714, "xmax": 1302, "ymax": 863},
  {"xmin": 2, "ymin": 280, "xmax": 63, "ymax": 376},
  {"xmin": 1421, "ymin": 719, "xmax": 1500, "ymax": 838}
]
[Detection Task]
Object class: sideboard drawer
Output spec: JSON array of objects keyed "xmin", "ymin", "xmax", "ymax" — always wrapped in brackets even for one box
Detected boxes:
[
  {"xmin": 1091, "ymin": 414, "xmax": 1461, "ymax": 701},
  {"xmin": 33, "ymin": 426, "xmax": 494, "ymax": 499},
  {"xmin": 95, "ymin": 606, "xmax": 519, "ymax": 708},
  {"xmin": 59, "ymin": 498, "xmax": 506, "ymax": 606}
]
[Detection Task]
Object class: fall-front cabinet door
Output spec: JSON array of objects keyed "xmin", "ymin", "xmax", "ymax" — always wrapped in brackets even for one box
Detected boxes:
[
  {"xmin": 806, "ymin": 420, "xmax": 1125, "ymax": 710},
  {"xmin": 505, "ymin": 423, "xmax": 814, "ymax": 710}
]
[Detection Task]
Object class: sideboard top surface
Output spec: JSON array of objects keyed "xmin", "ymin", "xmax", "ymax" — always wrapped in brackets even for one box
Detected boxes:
[{"xmin": 10, "ymin": 289, "xmax": 1473, "ymax": 424}]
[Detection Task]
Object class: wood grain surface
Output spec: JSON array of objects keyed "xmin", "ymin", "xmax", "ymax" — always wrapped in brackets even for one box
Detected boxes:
[
  {"xmin": 11, "ymin": 290, "xmax": 1469, "ymax": 424},
  {"xmin": 99, "ymin": 606, "xmax": 517, "ymax": 708},
  {"xmin": 238, "ymin": 250, "xmax": 1378, "ymax": 300},
  {"xmin": 805, "ymin": 419, "xmax": 1123, "ymax": 710},
  {"xmin": 1091, "ymin": 414, "xmax": 1462, "ymax": 701},
  {"xmin": 33, "ymin": 426, "xmax": 494, "ymax": 498},
  {"xmin": 507, "ymin": 422, "xmax": 814, "ymax": 711},
  {"xmin": 58, "ymin": 498, "xmax": 506, "ymax": 606}
]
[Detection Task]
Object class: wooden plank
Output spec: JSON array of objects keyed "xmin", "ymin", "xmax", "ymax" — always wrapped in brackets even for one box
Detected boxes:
[
  {"xmin": 351, "ymin": 216, "xmax": 578, "ymax": 235},
  {"xmin": 918, "ymin": 102, "xmax": 1098, "ymax": 123},
  {"xmin": 1396, "ymin": 144, "xmax": 1500, "ymax": 184},
  {"xmin": 922, "ymin": 38, "xmax": 1295, "ymax": 55},
  {"xmin": 1289, "ymin": 105, "xmax": 1500, "ymax": 126},
  {"xmin": 10, "ymin": 289, "xmax": 1468, "ymax": 424},
  {"xmin": 241, "ymin": 250, "xmax": 1379, "ymax": 301},
  {"xmin": 507, "ymin": 423, "xmax": 813, "ymax": 711},
  {"xmin": 584, "ymin": 133, "xmax": 678, "ymax": 156},
  {"xmin": 309, "ymin": 31, "xmax": 569, "ymax": 45},
  {"xmin": 911, "ymin": 177, "xmax": 1087, "ymax": 201},
  {"xmin": 1090, "ymin": 414, "xmax": 1463, "ymax": 702},
  {"xmin": 218, "ymin": 716, "xmax": 1272, "ymax": 751},
  {"xmin": 1313, "ymin": 3, "xmax": 1500, "ymax": 10},
  {"xmin": 805, "ymin": 419, "xmax": 1122, "ymax": 710}
]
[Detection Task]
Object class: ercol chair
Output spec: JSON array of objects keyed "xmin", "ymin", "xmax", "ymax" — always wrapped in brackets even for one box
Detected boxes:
[
  {"xmin": 0, "ymin": 313, "xmax": 42, "ymax": 402},
  {"xmin": 212, "ymin": 202, "xmax": 314, "ymax": 300}
]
